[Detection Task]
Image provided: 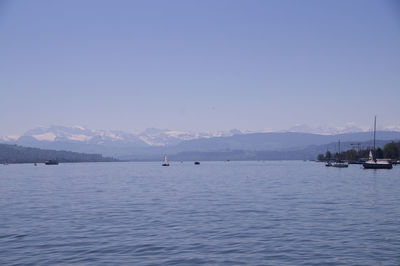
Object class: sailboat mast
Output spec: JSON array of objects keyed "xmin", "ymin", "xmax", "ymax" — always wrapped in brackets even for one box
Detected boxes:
[{"xmin": 373, "ymin": 115, "xmax": 376, "ymax": 151}]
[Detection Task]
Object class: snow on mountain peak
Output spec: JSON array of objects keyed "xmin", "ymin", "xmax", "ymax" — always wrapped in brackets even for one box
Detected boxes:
[
  {"xmin": 0, "ymin": 135, "xmax": 19, "ymax": 142},
  {"xmin": 32, "ymin": 132, "xmax": 57, "ymax": 141},
  {"xmin": 19, "ymin": 125, "xmax": 136, "ymax": 143},
  {"xmin": 287, "ymin": 123, "xmax": 370, "ymax": 135},
  {"xmin": 1, "ymin": 124, "xmax": 399, "ymax": 147},
  {"xmin": 384, "ymin": 125, "xmax": 400, "ymax": 132},
  {"xmin": 72, "ymin": 125, "xmax": 87, "ymax": 130},
  {"xmin": 138, "ymin": 128, "xmax": 199, "ymax": 146}
]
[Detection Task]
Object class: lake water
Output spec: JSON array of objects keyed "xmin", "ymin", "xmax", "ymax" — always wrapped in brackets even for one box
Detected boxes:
[{"xmin": 0, "ymin": 161, "xmax": 399, "ymax": 265}]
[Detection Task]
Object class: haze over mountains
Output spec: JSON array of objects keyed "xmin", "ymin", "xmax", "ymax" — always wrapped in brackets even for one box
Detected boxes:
[
  {"xmin": 0, "ymin": 125, "xmax": 238, "ymax": 147},
  {"xmin": 2, "ymin": 123, "xmax": 400, "ymax": 145},
  {"xmin": 1, "ymin": 125, "xmax": 400, "ymax": 161}
]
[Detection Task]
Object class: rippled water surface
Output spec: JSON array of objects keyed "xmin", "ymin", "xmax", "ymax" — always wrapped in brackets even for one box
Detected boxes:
[{"xmin": 1, "ymin": 161, "xmax": 400, "ymax": 265}]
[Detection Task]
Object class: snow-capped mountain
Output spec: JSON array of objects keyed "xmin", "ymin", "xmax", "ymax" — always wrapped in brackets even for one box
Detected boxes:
[
  {"xmin": 1, "ymin": 124, "xmax": 399, "ymax": 150},
  {"xmin": 384, "ymin": 125, "xmax": 400, "ymax": 132},
  {"xmin": 287, "ymin": 123, "xmax": 400, "ymax": 135},
  {"xmin": 287, "ymin": 123, "xmax": 370, "ymax": 135},
  {"xmin": 1, "ymin": 125, "xmax": 399, "ymax": 159},
  {"xmin": 2, "ymin": 123, "xmax": 400, "ymax": 147},
  {"xmin": 138, "ymin": 128, "xmax": 244, "ymax": 146},
  {"xmin": 0, "ymin": 135, "xmax": 19, "ymax": 142},
  {"xmin": 138, "ymin": 128, "xmax": 200, "ymax": 146},
  {"xmin": 18, "ymin": 125, "xmax": 146, "ymax": 146},
  {"xmin": 0, "ymin": 125, "xmax": 151, "ymax": 157},
  {"xmin": 0, "ymin": 125, "xmax": 242, "ymax": 147}
]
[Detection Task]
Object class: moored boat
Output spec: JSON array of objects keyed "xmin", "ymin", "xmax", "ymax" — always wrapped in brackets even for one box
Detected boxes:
[
  {"xmin": 45, "ymin": 160, "xmax": 59, "ymax": 165},
  {"xmin": 332, "ymin": 161, "xmax": 348, "ymax": 168},
  {"xmin": 162, "ymin": 154, "xmax": 169, "ymax": 166},
  {"xmin": 363, "ymin": 116, "xmax": 392, "ymax": 170},
  {"xmin": 332, "ymin": 140, "xmax": 348, "ymax": 168},
  {"xmin": 363, "ymin": 151, "xmax": 392, "ymax": 169}
]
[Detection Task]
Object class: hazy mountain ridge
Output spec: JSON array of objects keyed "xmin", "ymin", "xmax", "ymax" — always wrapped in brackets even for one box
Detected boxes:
[
  {"xmin": 167, "ymin": 131, "xmax": 400, "ymax": 153},
  {"xmin": 1, "ymin": 125, "xmax": 400, "ymax": 160},
  {"xmin": 20, "ymin": 125, "xmax": 148, "ymax": 146},
  {"xmin": 0, "ymin": 125, "xmax": 239, "ymax": 147},
  {"xmin": 286, "ymin": 123, "xmax": 400, "ymax": 135},
  {"xmin": 2, "ymin": 124, "xmax": 400, "ymax": 146},
  {"xmin": 137, "ymin": 128, "xmax": 239, "ymax": 146},
  {"xmin": 287, "ymin": 124, "xmax": 368, "ymax": 134},
  {"xmin": 125, "ymin": 131, "xmax": 399, "ymax": 160},
  {"xmin": 120, "ymin": 139, "xmax": 399, "ymax": 161}
]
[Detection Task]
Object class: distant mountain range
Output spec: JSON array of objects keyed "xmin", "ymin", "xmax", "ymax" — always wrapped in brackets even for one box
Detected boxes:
[
  {"xmin": 0, "ymin": 125, "xmax": 236, "ymax": 147},
  {"xmin": 152, "ymin": 139, "xmax": 394, "ymax": 162},
  {"xmin": 0, "ymin": 125, "xmax": 239, "ymax": 157},
  {"xmin": 120, "ymin": 133, "xmax": 400, "ymax": 161},
  {"xmin": 1, "ymin": 125, "xmax": 400, "ymax": 161}
]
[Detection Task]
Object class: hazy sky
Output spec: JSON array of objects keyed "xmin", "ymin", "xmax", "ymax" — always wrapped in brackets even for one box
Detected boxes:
[{"xmin": 1, "ymin": 0, "xmax": 399, "ymax": 135}]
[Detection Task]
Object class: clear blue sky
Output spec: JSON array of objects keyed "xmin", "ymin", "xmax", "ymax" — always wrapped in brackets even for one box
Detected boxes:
[{"xmin": 1, "ymin": 0, "xmax": 399, "ymax": 135}]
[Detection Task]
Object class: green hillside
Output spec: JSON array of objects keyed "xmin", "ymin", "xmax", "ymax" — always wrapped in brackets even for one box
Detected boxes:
[{"xmin": 0, "ymin": 144, "xmax": 117, "ymax": 164}]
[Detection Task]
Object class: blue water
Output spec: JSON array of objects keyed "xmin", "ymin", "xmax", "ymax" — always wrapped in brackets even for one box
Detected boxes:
[{"xmin": 1, "ymin": 161, "xmax": 399, "ymax": 265}]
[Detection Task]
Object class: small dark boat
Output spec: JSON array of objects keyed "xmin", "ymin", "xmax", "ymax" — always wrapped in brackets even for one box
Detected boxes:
[
  {"xmin": 194, "ymin": 161, "xmax": 200, "ymax": 165},
  {"xmin": 325, "ymin": 161, "xmax": 332, "ymax": 167},
  {"xmin": 45, "ymin": 160, "xmax": 59, "ymax": 165}
]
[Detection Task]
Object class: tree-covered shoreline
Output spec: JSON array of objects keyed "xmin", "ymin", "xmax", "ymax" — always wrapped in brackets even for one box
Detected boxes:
[
  {"xmin": 317, "ymin": 141, "xmax": 400, "ymax": 162},
  {"xmin": 0, "ymin": 144, "xmax": 117, "ymax": 164}
]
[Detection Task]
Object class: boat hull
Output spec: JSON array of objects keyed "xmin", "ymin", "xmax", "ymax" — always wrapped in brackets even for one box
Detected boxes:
[
  {"xmin": 332, "ymin": 164, "xmax": 348, "ymax": 168},
  {"xmin": 45, "ymin": 160, "xmax": 59, "ymax": 165},
  {"xmin": 363, "ymin": 163, "xmax": 392, "ymax": 169}
]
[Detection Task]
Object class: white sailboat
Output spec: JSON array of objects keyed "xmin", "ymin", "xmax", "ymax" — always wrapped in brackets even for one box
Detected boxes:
[
  {"xmin": 162, "ymin": 154, "xmax": 170, "ymax": 166},
  {"xmin": 363, "ymin": 116, "xmax": 392, "ymax": 169}
]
